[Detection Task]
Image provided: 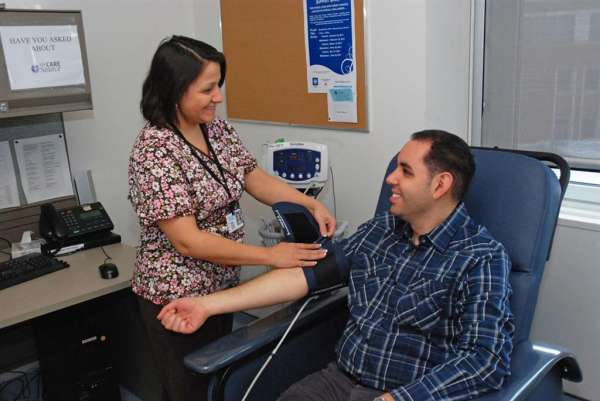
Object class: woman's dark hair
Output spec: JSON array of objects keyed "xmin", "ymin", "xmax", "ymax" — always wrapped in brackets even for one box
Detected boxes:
[
  {"xmin": 411, "ymin": 130, "xmax": 475, "ymax": 201},
  {"xmin": 141, "ymin": 35, "xmax": 226, "ymax": 128}
]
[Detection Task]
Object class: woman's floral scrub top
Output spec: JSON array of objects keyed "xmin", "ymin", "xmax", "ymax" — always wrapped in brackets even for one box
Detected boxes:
[{"xmin": 128, "ymin": 118, "xmax": 257, "ymax": 305}]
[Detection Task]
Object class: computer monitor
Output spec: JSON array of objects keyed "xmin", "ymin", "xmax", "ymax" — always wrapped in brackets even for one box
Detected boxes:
[{"xmin": 0, "ymin": 9, "xmax": 92, "ymax": 118}]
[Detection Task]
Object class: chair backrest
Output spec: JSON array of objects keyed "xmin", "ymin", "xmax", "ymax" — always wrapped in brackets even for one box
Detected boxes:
[{"xmin": 375, "ymin": 147, "xmax": 565, "ymax": 344}]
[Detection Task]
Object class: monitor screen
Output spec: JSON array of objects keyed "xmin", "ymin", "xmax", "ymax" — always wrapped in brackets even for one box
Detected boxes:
[{"xmin": 0, "ymin": 9, "xmax": 92, "ymax": 118}]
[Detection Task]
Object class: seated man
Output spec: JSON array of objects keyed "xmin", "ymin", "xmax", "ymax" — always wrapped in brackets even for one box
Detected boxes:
[{"xmin": 158, "ymin": 130, "xmax": 515, "ymax": 401}]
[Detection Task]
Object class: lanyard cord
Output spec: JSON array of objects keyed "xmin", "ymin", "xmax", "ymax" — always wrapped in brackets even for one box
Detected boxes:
[{"xmin": 170, "ymin": 123, "xmax": 233, "ymax": 200}]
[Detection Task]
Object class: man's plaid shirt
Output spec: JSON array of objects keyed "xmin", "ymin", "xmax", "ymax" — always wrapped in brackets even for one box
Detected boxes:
[{"xmin": 334, "ymin": 203, "xmax": 515, "ymax": 401}]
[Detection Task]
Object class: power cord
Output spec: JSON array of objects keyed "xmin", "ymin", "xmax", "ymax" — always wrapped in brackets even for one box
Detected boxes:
[
  {"xmin": 100, "ymin": 246, "xmax": 112, "ymax": 264},
  {"xmin": 241, "ymin": 294, "xmax": 319, "ymax": 401},
  {"xmin": 329, "ymin": 166, "xmax": 337, "ymax": 221}
]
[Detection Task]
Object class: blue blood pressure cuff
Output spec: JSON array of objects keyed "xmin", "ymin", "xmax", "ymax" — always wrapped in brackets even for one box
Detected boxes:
[
  {"xmin": 302, "ymin": 241, "xmax": 349, "ymax": 294},
  {"xmin": 272, "ymin": 202, "xmax": 349, "ymax": 294}
]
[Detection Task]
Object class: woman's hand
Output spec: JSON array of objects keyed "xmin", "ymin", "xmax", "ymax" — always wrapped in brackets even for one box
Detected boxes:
[
  {"xmin": 157, "ymin": 297, "xmax": 209, "ymax": 334},
  {"xmin": 309, "ymin": 201, "xmax": 336, "ymax": 237},
  {"xmin": 267, "ymin": 242, "xmax": 327, "ymax": 268}
]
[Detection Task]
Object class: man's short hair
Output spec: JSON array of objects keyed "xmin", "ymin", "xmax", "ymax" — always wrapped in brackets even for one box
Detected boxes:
[{"xmin": 411, "ymin": 130, "xmax": 475, "ymax": 201}]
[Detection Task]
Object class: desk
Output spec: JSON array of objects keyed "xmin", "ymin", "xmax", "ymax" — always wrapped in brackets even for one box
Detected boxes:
[
  {"xmin": 0, "ymin": 243, "xmax": 160, "ymax": 401},
  {"xmin": 0, "ymin": 243, "xmax": 136, "ymax": 330}
]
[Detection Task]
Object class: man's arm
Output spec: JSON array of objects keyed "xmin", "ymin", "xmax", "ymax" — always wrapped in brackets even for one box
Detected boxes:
[
  {"xmin": 158, "ymin": 268, "xmax": 310, "ymax": 333},
  {"xmin": 158, "ymin": 228, "xmax": 360, "ymax": 334},
  {"xmin": 388, "ymin": 245, "xmax": 515, "ymax": 401}
]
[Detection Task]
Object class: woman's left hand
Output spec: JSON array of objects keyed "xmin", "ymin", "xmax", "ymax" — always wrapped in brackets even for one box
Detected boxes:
[{"xmin": 310, "ymin": 202, "xmax": 336, "ymax": 237}]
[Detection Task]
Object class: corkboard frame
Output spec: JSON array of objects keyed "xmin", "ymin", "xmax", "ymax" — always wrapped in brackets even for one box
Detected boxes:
[{"xmin": 219, "ymin": 0, "xmax": 368, "ymax": 132}]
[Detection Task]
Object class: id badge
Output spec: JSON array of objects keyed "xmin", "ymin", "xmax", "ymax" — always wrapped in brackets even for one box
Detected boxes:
[{"xmin": 226, "ymin": 206, "xmax": 244, "ymax": 233}]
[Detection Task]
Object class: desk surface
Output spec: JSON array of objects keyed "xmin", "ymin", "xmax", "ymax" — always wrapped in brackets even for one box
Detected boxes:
[{"xmin": 0, "ymin": 243, "xmax": 136, "ymax": 329}]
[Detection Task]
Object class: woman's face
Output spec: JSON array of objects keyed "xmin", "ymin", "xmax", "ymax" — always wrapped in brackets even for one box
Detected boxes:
[{"xmin": 176, "ymin": 61, "xmax": 223, "ymax": 127}]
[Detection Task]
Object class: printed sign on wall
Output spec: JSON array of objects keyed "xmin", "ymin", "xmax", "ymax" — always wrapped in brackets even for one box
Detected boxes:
[
  {"xmin": 0, "ymin": 25, "xmax": 85, "ymax": 90},
  {"xmin": 303, "ymin": 0, "xmax": 357, "ymax": 122}
]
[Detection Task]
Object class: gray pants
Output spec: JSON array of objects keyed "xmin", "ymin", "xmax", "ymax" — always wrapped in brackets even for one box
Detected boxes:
[{"xmin": 277, "ymin": 362, "xmax": 384, "ymax": 401}]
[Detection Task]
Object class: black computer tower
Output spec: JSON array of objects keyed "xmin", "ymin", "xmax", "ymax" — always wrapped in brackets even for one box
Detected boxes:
[{"xmin": 33, "ymin": 295, "xmax": 122, "ymax": 401}]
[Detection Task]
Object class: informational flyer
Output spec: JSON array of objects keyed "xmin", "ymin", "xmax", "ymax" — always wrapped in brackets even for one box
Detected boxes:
[
  {"xmin": 13, "ymin": 134, "xmax": 73, "ymax": 204},
  {"xmin": 303, "ymin": 0, "xmax": 357, "ymax": 122},
  {"xmin": 327, "ymin": 85, "xmax": 357, "ymax": 123},
  {"xmin": 0, "ymin": 141, "xmax": 20, "ymax": 209},
  {"xmin": 0, "ymin": 25, "xmax": 85, "ymax": 90}
]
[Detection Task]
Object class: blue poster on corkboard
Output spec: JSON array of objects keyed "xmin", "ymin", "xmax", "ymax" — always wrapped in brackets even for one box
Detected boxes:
[{"xmin": 303, "ymin": 0, "xmax": 357, "ymax": 122}]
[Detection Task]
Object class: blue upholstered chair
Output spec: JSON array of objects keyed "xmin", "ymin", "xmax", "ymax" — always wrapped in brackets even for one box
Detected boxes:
[{"xmin": 184, "ymin": 147, "xmax": 582, "ymax": 401}]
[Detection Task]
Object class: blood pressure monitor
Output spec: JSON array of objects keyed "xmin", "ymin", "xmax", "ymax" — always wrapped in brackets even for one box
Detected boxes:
[{"xmin": 263, "ymin": 141, "xmax": 328, "ymax": 189}]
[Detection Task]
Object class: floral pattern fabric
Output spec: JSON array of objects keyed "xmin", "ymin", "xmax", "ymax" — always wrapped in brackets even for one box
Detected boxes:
[{"xmin": 128, "ymin": 118, "xmax": 257, "ymax": 305}]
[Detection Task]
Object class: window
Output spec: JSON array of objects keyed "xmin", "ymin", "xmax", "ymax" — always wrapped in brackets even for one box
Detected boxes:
[{"xmin": 475, "ymin": 0, "xmax": 600, "ymax": 216}]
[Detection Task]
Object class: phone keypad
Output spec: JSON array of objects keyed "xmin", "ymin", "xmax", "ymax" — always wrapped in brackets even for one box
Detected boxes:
[{"xmin": 59, "ymin": 205, "xmax": 113, "ymax": 236}]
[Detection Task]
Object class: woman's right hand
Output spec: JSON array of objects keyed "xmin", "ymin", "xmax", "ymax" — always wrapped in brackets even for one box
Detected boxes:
[{"xmin": 267, "ymin": 242, "xmax": 327, "ymax": 269}]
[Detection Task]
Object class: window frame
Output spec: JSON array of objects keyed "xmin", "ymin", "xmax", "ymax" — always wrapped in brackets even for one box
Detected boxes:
[{"xmin": 470, "ymin": 0, "xmax": 600, "ymax": 224}]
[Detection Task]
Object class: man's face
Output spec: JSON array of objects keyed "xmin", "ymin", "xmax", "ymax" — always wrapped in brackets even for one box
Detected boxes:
[{"xmin": 385, "ymin": 140, "xmax": 436, "ymax": 222}]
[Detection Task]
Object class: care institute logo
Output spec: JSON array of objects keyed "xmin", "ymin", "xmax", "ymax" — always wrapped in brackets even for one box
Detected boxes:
[{"xmin": 31, "ymin": 60, "xmax": 61, "ymax": 73}]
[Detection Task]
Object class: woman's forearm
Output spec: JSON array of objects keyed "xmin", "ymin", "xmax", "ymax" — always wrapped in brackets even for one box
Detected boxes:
[
  {"xmin": 158, "ymin": 215, "xmax": 325, "ymax": 268},
  {"xmin": 159, "ymin": 216, "xmax": 270, "ymax": 266}
]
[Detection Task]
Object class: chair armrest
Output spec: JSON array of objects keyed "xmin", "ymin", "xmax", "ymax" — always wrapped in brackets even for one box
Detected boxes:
[
  {"xmin": 184, "ymin": 288, "xmax": 348, "ymax": 374},
  {"xmin": 476, "ymin": 341, "xmax": 582, "ymax": 401}
]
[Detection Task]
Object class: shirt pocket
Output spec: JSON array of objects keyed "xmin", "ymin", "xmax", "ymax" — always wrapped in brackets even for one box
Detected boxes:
[
  {"xmin": 349, "ymin": 253, "xmax": 391, "ymax": 308},
  {"xmin": 392, "ymin": 278, "xmax": 449, "ymax": 332}
]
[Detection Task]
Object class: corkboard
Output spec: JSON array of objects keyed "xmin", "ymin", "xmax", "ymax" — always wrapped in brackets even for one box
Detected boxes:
[{"xmin": 220, "ymin": 0, "xmax": 367, "ymax": 130}]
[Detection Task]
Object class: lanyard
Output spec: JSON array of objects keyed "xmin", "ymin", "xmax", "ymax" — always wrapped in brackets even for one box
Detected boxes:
[{"xmin": 171, "ymin": 124, "xmax": 233, "ymax": 201}]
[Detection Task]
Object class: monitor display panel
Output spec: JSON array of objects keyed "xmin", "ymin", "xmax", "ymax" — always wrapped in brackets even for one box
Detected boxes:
[{"xmin": 0, "ymin": 9, "xmax": 92, "ymax": 118}]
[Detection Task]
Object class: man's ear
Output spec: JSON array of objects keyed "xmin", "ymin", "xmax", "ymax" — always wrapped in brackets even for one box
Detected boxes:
[{"xmin": 431, "ymin": 172, "xmax": 454, "ymax": 200}]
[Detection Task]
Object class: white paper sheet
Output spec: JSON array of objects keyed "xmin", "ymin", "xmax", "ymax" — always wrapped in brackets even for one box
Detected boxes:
[
  {"xmin": 0, "ymin": 141, "xmax": 20, "ymax": 209},
  {"xmin": 327, "ymin": 85, "xmax": 357, "ymax": 123},
  {"xmin": 0, "ymin": 25, "xmax": 85, "ymax": 90},
  {"xmin": 13, "ymin": 134, "xmax": 73, "ymax": 204}
]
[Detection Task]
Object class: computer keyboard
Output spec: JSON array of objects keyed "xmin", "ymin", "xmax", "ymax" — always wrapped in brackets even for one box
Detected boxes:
[{"xmin": 0, "ymin": 253, "xmax": 69, "ymax": 290}]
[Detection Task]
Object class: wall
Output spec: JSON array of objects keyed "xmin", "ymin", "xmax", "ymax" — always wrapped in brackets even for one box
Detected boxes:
[
  {"xmin": 192, "ymin": 1, "xmax": 472, "ymax": 282},
  {"xmin": 5, "ymin": 0, "xmax": 200, "ymax": 248},
  {"xmin": 1, "ymin": 0, "xmax": 471, "ymax": 261},
  {"xmin": 531, "ymin": 219, "xmax": 600, "ymax": 399}
]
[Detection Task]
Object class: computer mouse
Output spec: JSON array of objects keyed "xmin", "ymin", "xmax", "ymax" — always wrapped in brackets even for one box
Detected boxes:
[{"xmin": 99, "ymin": 262, "xmax": 119, "ymax": 279}]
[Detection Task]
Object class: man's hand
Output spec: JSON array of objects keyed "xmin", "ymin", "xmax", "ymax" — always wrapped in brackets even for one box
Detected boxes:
[
  {"xmin": 309, "ymin": 201, "xmax": 337, "ymax": 237},
  {"xmin": 268, "ymin": 242, "xmax": 327, "ymax": 268},
  {"xmin": 157, "ymin": 297, "xmax": 209, "ymax": 334}
]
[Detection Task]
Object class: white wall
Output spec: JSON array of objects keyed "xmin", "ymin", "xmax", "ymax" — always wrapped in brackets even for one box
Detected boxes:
[
  {"xmin": 531, "ymin": 220, "xmax": 600, "ymax": 399},
  {"xmin": 193, "ymin": 1, "xmax": 472, "ymax": 280},
  {"xmin": 6, "ymin": 0, "xmax": 200, "ymax": 246},
  {"xmin": 4, "ymin": 0, "xmax": 472, "ymax": 277}
]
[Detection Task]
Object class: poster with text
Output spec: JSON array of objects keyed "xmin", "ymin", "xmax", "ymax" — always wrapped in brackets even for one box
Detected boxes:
[
  {"xmin": 304, "ymin": 0, "xmax": 357, "ymax": 122},
  {"xmin": 0, "ymin": 25, "xmax": 85, "ymax": 90},
  {"xmin": 13, "ymin": 134, "xmax": 73, "ymax": 204}
]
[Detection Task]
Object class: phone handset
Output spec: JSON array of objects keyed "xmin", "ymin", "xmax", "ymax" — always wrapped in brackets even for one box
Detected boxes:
[{"xmin": 39, "ymin": 203, "xmax": 68, "ymax": 241}]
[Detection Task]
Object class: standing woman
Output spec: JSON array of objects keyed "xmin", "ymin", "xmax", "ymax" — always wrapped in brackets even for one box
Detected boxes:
[{"xmin": 128, "ymin": 36, "xmax": 335, "ymax": 401}]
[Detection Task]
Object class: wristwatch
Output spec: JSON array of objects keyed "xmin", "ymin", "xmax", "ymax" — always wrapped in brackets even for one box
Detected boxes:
[{"xmin": 373, "ymin": 397, "xmax": 386, "ymax": 401}]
